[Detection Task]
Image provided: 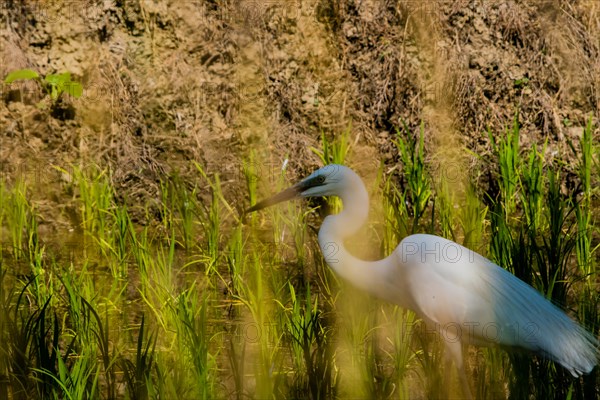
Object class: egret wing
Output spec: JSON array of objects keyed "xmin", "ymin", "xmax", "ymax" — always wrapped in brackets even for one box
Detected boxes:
[{"xmin": 395, "ymin": 234, "xmax": 598, "ymax": 376}]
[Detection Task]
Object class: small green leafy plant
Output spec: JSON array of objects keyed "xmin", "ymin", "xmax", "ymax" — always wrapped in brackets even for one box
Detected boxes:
[{"xmin": 4, "ymin": 69, "xmax": 83, "ymax": 106}]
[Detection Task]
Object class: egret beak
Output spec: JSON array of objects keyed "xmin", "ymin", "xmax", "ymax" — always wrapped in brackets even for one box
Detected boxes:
[{"xmin": 245, "ymin": 182, "xmax": 304, "ymax": 214}]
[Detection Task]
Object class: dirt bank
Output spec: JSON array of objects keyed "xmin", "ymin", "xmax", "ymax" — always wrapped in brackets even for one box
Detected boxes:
[{"xmin": 1, "ymin": 0, "xmax": 598, "ymax": 231}]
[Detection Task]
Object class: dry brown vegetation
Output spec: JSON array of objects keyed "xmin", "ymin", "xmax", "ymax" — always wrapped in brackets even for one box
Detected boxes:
[
  {"xmin": 0, "ymin": 0, "xmax": 598, "ymax": 238},
  {"xmin": 1, "ymin": 2, "xmax": 599, "ymax": 399}
]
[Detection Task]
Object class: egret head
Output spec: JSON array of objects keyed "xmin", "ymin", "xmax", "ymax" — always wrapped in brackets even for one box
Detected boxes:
[{"xmin": 245, "ymin": 164, "xmax": 345, "ymax": 214}]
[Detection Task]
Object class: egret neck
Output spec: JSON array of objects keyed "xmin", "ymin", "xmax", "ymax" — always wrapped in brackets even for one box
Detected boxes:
[{"xmin": 317, "ymin": 170, "xmax": 400, "ymax": 302}]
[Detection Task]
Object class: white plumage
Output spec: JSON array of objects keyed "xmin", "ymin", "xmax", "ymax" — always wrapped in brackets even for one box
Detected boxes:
[{"xmin": 246, "ymin": 164, "xmax": 599, "ymax": 397}]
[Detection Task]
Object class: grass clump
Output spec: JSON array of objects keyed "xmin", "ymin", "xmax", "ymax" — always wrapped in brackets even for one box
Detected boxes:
[{"xmin": 0, "ymin": 119, "xmax": 597, "ymax": 399}]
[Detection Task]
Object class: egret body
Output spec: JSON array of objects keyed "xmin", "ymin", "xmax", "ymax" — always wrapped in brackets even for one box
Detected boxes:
[{"xmin": 245, "ymin": 164, "xmax": 599, "ymax": 397}]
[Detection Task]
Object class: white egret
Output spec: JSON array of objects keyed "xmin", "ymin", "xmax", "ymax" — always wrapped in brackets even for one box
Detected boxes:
[{"xmin": 245, "ymin": 164, "xmax": 599, "ymax": 398}]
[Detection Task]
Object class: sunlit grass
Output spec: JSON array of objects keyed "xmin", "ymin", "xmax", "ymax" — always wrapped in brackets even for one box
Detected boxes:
[
  {"xmin": 0, "ymin": 120, "xmax": 598, "ymax": 399},
  {"xmin": 396, "ymin": 122, "xmax": 432, "ymax": 233},
  {"xmin": 1, "ymin": 178, "xmax": 33, "ymax": 260}
]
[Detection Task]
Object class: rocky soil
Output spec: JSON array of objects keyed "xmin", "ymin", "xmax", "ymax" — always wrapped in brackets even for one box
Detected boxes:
[{"xmin": 0, "ymin": 0, "xmax": 598, "ymax": 233}]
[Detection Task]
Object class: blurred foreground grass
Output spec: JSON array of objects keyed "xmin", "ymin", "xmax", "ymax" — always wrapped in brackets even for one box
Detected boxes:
[{"xmin": 0, "ymin": 120, "xmax": 598, "ymax": 399}]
